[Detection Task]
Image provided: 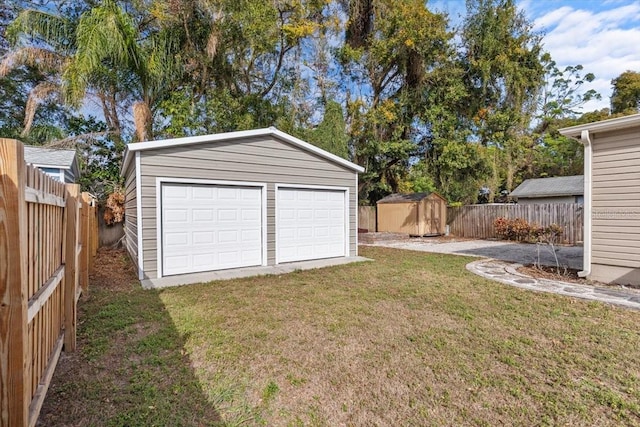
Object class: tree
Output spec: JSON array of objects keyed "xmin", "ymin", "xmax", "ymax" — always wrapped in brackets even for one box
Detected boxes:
[
  {"xmin": 4, "ymin": 0, "xmax": 182, "ymax": 141},
  {"xmin": 611, "ymin": 70, "xmax": 640, "ymax": 114},
  {"xmin": 339, "ymin": 0, "xmax": 453, "ymax": 202},
  {"xmin": 305, "ymin": 100, "xmax": 349, "ymax": 158},
  {"xmin": 537, "ymin": 53, "xmax": 601, "ymax": 132},
  {"xmin": 460, "ymin": 0, "xmax": 545, "ymax": 196}
]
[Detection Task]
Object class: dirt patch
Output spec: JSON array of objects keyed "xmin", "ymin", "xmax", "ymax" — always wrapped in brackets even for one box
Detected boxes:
[
  {"xmin": 518, "ymin": 264, "xmax": 640, "ymax": 293},
  {"xmin": 518, "ymin": 265, "xmax": 588, "ymax": 284},
  {"xmin": 89, "ymin": 247, "xmax": 138, "ymax": 292},
  {"xmin": 359, "ymin": 232, "xmax": 474, "ymax": 244}
]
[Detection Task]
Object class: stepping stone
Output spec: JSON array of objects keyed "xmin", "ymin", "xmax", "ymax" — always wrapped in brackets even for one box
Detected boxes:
[
  {"xmin": 593, "ymin": 288, "xmax": 629, "ymax": 298},
  {"xmin": 563, "ymin": 286, "xmax": 588, "ymax": 294},
  {"xmin": 629, "ymin": 297, "xmax": 640, "ymax": 303},
  {"xmin": 487, "ymin": 270, "xmax": 506, "ymax": 275},
  {"xmin": 514, "ymin": 278, "xmax": 535, "ymax": 284}
]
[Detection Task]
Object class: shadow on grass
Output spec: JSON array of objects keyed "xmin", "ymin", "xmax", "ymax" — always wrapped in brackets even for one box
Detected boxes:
[{"xmin": 36, "ymin": 248, "xmax": 223, "ymax": 426}]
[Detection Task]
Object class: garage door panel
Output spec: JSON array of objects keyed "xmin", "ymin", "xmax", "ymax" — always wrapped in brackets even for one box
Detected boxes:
[
  {"xmin": 241, "ymin": 229, "xmax": 261, "ymax": 241},
  {"xmin": 277, "ymin": 188, "xmax": 346, "ymax": 263},
  {"xmin": 193, "ymin": 232, "xmax": 214, "ymax": 244},
  {"xmin": 162, "ymin": 183, "xmax": 263, "ymax": 276}
]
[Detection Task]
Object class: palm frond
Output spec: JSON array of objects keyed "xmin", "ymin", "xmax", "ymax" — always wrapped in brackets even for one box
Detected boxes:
[
  {"xmin": 0, "ymin": 47, "xmax": 66, "ymax": 77},
  {"xmin": 7, "ymin": 9, "xmax": 74, "ymax": 52},
  {"xmin": 22, "ymin": 81, "xmax": 61, "ymax": 136}
]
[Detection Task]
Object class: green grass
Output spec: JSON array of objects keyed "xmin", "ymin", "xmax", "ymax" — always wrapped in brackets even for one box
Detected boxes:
[{"xmin": 39, "ymin": 246, "xmax": 640, "ymax": 426}]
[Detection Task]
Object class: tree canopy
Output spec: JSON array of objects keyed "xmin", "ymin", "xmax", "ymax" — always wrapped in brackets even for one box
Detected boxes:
[{"xmin": 0, "ymin": 0, "xmax": 626, "ymax": 204}]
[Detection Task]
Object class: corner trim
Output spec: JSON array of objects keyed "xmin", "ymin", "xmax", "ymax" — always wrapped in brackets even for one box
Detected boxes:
[
  {"xmin": 579, "ymin": 130, "xmax": 592, "ymax": 278},
  {"xmin": 135, "ymin": 152, "xmax": 144, "ymax": 281}
]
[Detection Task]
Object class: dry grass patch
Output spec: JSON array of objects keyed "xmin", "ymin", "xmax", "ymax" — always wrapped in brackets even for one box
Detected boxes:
[{"xmin": 39, "ymin": 246, "xmax": 640, "ymax": 426}]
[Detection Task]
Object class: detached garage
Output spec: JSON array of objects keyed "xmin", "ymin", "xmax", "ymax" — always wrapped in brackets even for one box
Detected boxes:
[{"xmin": 121, "ymin": 127, "xmax": 364, "ymax": 288}]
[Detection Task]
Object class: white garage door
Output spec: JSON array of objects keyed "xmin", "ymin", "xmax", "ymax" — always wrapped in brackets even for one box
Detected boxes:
[
  {"xmin": 161, "ymin": 183, "xmax": 263, "ymax": 276},
  {"xmin": 277, "ymin": 187, "xmax": 346, "ymax": 263}
]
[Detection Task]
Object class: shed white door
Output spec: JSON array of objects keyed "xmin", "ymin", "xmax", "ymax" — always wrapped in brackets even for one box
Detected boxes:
[
  {"xmin": 276, "ymin": 188, "xmax": 346, "ymax": 263},
  {"xmin": 161, "ymin": 183, "xmax": 263, "ymax": 276}
]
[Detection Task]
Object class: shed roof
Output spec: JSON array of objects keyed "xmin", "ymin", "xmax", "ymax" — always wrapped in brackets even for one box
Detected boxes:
[
  {"xmin": 510, "ymin": 175, "xmax": 583, "ymax": 199},
  {"xmin": 121, "ymin": 127, "xmax": 364, "ymax": 176},
  {"xmin": 377, "ymin": 192, "xmax": 443, "ymax": 204},
  {"xmin": 24, "ymin": 145, "xmax": 76, "ymax": 169}
]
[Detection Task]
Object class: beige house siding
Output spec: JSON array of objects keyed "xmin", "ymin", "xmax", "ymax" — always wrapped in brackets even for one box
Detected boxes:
[
  {"xmin": 590, "ymin": 126, "xmax": 640, "ymax": 283},
  {"xmin": 138, "ymin": 135, "xmax": 357, "ymax": 279},
  {"xmin": 123, "ymin": 156, "xmax": 139, "ymax": 271}
]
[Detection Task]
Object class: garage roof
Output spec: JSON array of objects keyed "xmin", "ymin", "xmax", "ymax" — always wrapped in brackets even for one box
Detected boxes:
[{"xmin": 122, "ymin": 127, "xmax": 364, "ymax": 175}]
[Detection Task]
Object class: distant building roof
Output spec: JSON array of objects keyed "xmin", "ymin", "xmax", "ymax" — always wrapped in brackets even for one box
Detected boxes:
[
  {"xmin": 24, "ymin": 145, "xmax": 76, "ymax": 169},
  {"xmin": 377, "ymin": 192, "xmax": 443, "ymax": 204},
  {"xmin": 510, "ymin": 175, "xmax": 584, "ymax": 199}
]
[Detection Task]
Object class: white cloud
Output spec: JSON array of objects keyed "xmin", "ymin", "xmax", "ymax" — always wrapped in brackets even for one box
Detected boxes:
[{"xmin": 530, "ymin": 1, "xmax": 640, "ymax": 112}]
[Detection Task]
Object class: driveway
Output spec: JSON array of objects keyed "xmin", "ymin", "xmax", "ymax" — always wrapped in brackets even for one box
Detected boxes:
[{"xmin": 364, "ymin": 237, "xmax": 583, "ymax": 270}]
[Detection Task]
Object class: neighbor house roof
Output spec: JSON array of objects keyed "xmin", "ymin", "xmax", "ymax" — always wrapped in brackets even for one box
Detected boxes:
[
  {"xmin": 377, "ymin": 192, "xmax": 444, "ymax": 204},
  {"xmin": 121, "ymin": 127, "xmax": 364, "ymax": 175},
  {"xmin": 24, "ymin": 145, "xmax": 77, "ymax": 169},
  {"xmin": 510, "ymin": 175, "xmax": 584, "ymax": 199},
  {"xmin": 559, "ymin": 113, "xmax": 640, "ymax": 139}
]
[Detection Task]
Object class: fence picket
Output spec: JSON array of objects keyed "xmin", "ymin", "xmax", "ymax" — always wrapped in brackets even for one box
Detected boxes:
[
  {"xmin": 447, "ymin": 203, "xmax": 583, "ymax": 245},
  {"xmin": 0, "ymin": 139, "xmax": 97, "ymax": 427}
]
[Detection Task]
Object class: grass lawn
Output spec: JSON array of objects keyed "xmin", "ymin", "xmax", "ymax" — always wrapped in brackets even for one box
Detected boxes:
[{"xmin": 39, "ymin": 246, "xmax": 640, "ymax": 426}]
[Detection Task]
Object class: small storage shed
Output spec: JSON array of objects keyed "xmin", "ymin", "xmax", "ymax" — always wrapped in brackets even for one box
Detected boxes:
[
  {"xmin": 377, "ymin": 192, "xmax": 447, "ymax": 236},
  {"xmin": 559, "ymin": 113, "xmax": 640, "ymax": 286},
  {"xmin": 121, "ymin": 127, "xmax": 364, "ymax": 287}
]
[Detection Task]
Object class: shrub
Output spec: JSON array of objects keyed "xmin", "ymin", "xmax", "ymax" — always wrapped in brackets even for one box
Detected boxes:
[{"xmin": 493, "ymin": 217, "xmax": 563, "ymax": 243}]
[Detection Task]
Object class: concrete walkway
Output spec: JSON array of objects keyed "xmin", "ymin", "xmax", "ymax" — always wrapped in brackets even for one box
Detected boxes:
[
  {"xmin": 468, "ymin": 259, "xmax": 640, "ymax": 311},
  {"xmin": 365, "ymin": 238, "xmax": 583, "ymax": 270}
]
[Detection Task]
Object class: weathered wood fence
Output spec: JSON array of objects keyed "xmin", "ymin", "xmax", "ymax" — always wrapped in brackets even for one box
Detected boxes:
[
  {"xmin": 358, "ymin": 206, "xmax": 377, "ymax": 232},
  {"xmin": 1, "ymin": 139, "xmax": 97, "ymax": 427},
  {"xmin": 447, "ymin": 203, "xmax": 584, "ymax": 245}
]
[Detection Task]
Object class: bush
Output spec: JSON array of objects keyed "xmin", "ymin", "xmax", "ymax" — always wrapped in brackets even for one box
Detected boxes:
[{"xmin": 493, "ymin": 217, "xmax": 563, "ymax": 243}]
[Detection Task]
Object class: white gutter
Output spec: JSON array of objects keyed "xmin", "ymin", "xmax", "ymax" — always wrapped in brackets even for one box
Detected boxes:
[{"xmin": 579, "ymin": 130, "xmax": 592, "ymax": 278}]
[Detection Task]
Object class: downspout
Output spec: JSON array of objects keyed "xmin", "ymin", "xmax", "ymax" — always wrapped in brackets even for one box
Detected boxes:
[{"xmin": 579, "ymin": 129, "xmax": 592, "ymax": 278}]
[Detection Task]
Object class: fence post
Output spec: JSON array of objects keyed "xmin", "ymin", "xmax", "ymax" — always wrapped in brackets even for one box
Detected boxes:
[
  {"xmin": 0, "ymin": 139, "xmax": 29, "ymax": 427},
  {"xmin": 79, "ymin": 193, "xmax": 90, "ymax": 295},
  {"xmin": 63, "ymin": 184, "xmax": 80, "ymax": 352}
]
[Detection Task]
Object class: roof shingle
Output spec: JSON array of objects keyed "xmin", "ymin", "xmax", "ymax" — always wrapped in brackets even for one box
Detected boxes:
[
  {"xmin": 24, "ymin": 145, "xmax": 76, "ymax": 168},
  {"xmin": 510, "ymin": 175, "xmax": 583, "ymax": 199}
]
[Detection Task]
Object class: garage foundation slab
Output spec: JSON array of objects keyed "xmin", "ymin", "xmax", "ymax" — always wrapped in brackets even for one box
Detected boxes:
[{"xmin": 141, "ymin": 256, "xmax": 372, "ymax": 289}]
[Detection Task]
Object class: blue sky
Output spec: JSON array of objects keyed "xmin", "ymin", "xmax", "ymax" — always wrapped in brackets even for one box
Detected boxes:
[{"xmin": 431, "ymin": 0, "xmax": 640, "ymax": 113}]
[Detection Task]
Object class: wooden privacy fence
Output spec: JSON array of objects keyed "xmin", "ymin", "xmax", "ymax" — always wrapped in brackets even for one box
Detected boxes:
[
  {"xmin": 1, "ymin": 139, "xmax": 97, "ymax": 427},
  {"xmin": 447, "ymin": 203, "xmax": 584, "ymax": 245},
  {"xmin": 358, "ymin": 206, "xmax": 377, "ymax": 232}
]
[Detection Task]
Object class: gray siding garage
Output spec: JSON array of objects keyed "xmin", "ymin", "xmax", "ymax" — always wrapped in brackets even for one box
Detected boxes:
[
  {"xmin": 121, "ymin": 127, "xmax": 364, "ymax": 286},
  {"xmin": 560, "ymin": 114, "xmax": 640, "ymax": 286}
]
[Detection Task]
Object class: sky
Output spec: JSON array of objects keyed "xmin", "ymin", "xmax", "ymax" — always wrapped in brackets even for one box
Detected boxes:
[{"xmin": 431, "ymin": 0, "xmax": 640, "ymax": 113}]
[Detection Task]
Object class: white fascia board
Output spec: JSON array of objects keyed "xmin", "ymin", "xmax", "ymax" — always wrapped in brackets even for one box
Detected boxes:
[
  {"xmin": 559, "ymin": 113, "xmax": 640, "ymax": 140},
  {"xmin": 29, "ymin": 163, "xmax": 71, "ymax": 170},
  {"xmin": 121, "ymin": 127, "xmax": 365, "ymax": 174}
]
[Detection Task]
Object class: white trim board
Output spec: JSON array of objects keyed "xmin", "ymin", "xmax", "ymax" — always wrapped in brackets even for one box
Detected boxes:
[
  {"xmin": 155, "ymin": 177, "xmax": 268, "ymax": 279},
  {"xmin": 136, "ymin": 152, "xmax": 144, "ymax": 280}
]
